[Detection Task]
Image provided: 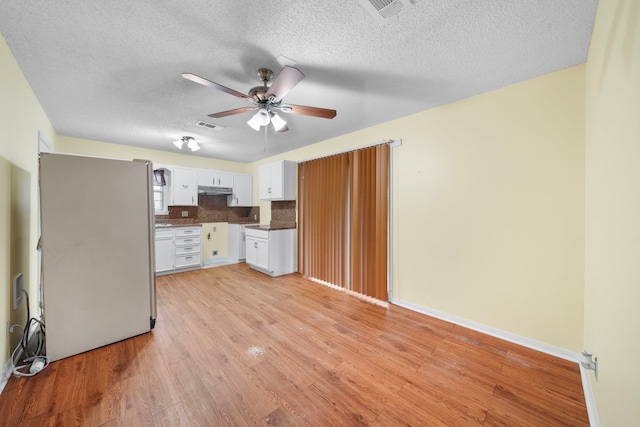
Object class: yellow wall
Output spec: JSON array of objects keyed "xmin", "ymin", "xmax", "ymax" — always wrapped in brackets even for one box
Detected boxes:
[
  {"xmin": 255, "ymin": 65, "xmax": 586, "ymax": 352},
  {"xmin": 201, "ymin": 222, "xmax": 229, "ymax": 260},
  {"xmin": 56, "ymin": 135, "xmax": 250, "ymax": 173},
  {"xmin": 0, "ymin": 34, "xmax": 56, "ymax": 365},
  {"xmin": 585, "ymin": 0, "xmax": 640, "ymax": 425}
]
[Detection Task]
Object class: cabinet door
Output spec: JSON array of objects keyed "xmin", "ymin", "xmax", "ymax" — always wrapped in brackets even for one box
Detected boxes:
[
  {"xmin": 239, "ymin": 227, "xmax": 247, "ymax": 259},
  {"xmin": 228, "ymin": 173, "xmax": 252, "ymax": 207},
  {"xmin": 197, "ymin": 171, "xmax": 215, "ymax": 187},
  {"xmin": 173, "ymin": 168, "xmax": 198, "ymax": 206},
  {"xmin": 259, "ymin": 163, "xmax": 283, "ymax": 200},
  {"xmin": 216, "ymin": 171, "xmax": 234, "ymax": 188},
  {"xmin": 228, "ymin": 224, "xmax": 239, "ymax": 260},
  {"xmin": 246, "ymin": 236, "xmax": 258, "ymax": 265},
  {"xmin": 269, "ymin": 163, "xmax": 284, "ymax": 199},
  {"xmin": 258, "ymin": 164, "xmax": 272, "ymax": 200},
  {"xmin": 155, "ymin": 238, "xmax": 174, "ymax": 272},
  {"xmin": 256, "ymin": 239, "xmax": 270, "ymax": 271}
]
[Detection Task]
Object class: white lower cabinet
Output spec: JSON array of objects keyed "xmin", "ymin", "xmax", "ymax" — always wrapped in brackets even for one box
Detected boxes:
[
  {"xmin": 174, "ymin": 227, "xmax": 202, "ymax": 269},
  {"xmin": 155, "ymin": 225, "xmax": 202, "ymax": 275},
  {"xmin": 155, "ymin": 229, "xmax": 175, "ymax": 273},
  {"xmin": 245, "ymin": 227, "xmax": 296, "ymax": 277},
  {"xmin": 228, "ymin": 224, "xmax": 247, "ymax": 261}
]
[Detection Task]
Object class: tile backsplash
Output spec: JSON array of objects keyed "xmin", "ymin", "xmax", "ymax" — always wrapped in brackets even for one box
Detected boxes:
[
  {"xmin": 157, "ymin": 196, "xmax": 297, "ymax": 228},
  {"xmin": 270, "ymin": 200, "xmax": 296, "ymax": 228},
  {"xmin": 157, "ymin": 195, "xmax": 259, "ymax": 225}
]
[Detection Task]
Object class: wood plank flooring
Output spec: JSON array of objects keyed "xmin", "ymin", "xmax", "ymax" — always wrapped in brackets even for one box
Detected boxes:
[{"xmin": 0, "ymin": 263, "xmax": 589, "ymax": 426}]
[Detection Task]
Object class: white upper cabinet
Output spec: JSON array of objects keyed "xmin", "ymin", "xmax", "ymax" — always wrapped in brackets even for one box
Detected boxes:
[
  {"xmin": 157, "ymin": 164, "xmax": 253, "ymax": 208},
  {"xmin": 172, "ymin": 167, "xmax": 198, "ymax": 206},
  {"xmin": 228, "ymin": 173, "xmax": 253, "ymax": 207},
  {"xmin": 198, "ymin": 170, "xmax": 234, "ymax": 188},
  {"xmin": 259, "ymin": 160, "xmax": 297, "ymax": 201}
]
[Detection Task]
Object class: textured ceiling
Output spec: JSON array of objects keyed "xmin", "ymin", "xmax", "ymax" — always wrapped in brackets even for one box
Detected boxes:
[{"xmin": 0, "ymin": 1, "xmax": 597, "ymax": 163}]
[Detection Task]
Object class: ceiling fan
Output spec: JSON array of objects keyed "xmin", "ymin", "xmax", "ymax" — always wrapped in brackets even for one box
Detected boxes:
[{"xmin": 182, "ymin": 66, "xmax": 336, "ymax": 133}]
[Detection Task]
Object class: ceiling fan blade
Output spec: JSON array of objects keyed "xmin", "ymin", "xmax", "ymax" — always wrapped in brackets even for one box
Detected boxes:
[
  {"xmin": 280, "ymin": 104, "xmax": 337, "ymax": 119},
  {"xmin": 208, "ymin": 106, "xmax": 256, "ymax": 118},
  {"xmin": 182, "ymin": 73, "xmax": 252, "ymax": 101},
  {"xmin": 264, "ymin": 66, "xmax": 304, "ymax": 103}
]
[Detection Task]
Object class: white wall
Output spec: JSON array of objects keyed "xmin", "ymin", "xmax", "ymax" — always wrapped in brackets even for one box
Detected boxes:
[{"xmin": 584, "ymin": 0, "xmax": 640, "ymax": 425}]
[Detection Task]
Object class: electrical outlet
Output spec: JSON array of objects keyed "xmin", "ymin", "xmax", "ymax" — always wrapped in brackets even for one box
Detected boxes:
[
  {"xmin": 213, "ymin": 250, "xmax": 218, "ymax": 256},
  {"xmin": 12, "ymin": 273, "xmax": 23, "ymax": 310},
  {"xmin": 213, "ymin": 226, "xmax": 217, "ymax": 232},
  {"xmin": 181, "ymin": 211, "xmax": 188, "ymax": 217}
]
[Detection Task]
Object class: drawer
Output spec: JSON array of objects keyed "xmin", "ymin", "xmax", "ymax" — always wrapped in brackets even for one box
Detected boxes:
[
  {"xmin": 175, "ymin": 253, "xmax": 201, "ymax": 268},
  {"xmin": 175, "ymin": 245, "xmax": 200, "ymax": 255},
  {"xmin": 175, "ymin": 236, "xmax": 201, "ymax": 246},
  {"xmin": 155, "ymin": 229, "xmax": 174, "ymax": 239},
  {"xmin": 245, "ymin": 228, "xmax": 269, "ymax": 240},
  {"xmin": 175, "ymin": 227, "xmax": 201, "ymax": 237}
]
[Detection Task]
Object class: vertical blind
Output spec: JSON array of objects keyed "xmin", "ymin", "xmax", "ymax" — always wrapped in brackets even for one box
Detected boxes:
[{"xmin": 298, "ymin": 144, "xmax": 389, "ymax": 301}]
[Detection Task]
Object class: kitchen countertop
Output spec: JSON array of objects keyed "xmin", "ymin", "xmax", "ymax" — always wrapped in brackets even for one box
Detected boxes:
[
  {"xmin": 155, "ymin": 222, "xmax": 260, "ymax": 228},
  {"xmin": 154, "ymin": 223, "xmax": 202, "ymax": 228},
  {"xmin": 245, "ymin": 224, "xmax": 297, "ymax": 231}
]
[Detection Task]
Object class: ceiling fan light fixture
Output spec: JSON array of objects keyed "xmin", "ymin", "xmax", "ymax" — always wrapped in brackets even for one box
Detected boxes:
[
  {"xmin": 173, "ymin": 138, "xmax": 185, "ymax": 149},
  {"xmin": 247, "ymin": 108, "xmax": 271, "ymax": 131},
  {"xmin": 247, "ymin": 113, "xmax": 262, "ymax": 131},
  {"xmin": 270, "ymin": 112, "xmax": 287, "ymax": 132},
  {"xmin": 256, "ymin": 108, "xmax": 270, "ymax": 126}
]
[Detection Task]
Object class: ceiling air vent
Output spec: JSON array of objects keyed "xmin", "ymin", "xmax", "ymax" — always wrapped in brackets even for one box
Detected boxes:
[
  {"xmin": 356, "ymin": 0, "xmax": 414, "ymax": 22},
  {"xmin": 195, "ymin": 120, "xmax": 223, "ymax": 130}
]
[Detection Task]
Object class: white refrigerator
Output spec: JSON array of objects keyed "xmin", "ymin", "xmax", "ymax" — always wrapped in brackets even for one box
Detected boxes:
[{"xmin": 39, "ymin": 153, "xmax": 156, "ymax": 362}]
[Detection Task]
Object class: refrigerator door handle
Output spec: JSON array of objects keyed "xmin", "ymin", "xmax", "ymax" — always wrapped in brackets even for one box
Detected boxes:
[{"xmin": 139, "ymin": 159, "xmax": 157, "ymax": 328}]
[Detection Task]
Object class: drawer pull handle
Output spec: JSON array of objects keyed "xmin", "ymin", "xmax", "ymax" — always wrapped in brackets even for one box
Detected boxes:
[{"xmin": 184, "ymin": 239, "xmax": 192, "ymax": 242}]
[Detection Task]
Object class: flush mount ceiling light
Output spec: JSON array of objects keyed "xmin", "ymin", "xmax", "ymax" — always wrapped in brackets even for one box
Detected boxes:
[{"xmin": 173, "ymin": 136, "xmax": 200, "ymax": 151}]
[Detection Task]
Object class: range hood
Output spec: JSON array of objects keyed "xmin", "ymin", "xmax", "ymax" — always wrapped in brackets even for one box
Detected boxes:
[{"xmin": 197, "ymin": 186, "xmax": 233, "ymax": 195}]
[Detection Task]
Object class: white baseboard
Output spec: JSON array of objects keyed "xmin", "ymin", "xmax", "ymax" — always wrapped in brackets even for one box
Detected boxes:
[
  {"xmin": 580, "ymin": 365, "xmax": 600, "ymax": 427},
  {"xmin": 390, "ymin": 298, "xmax": 599, "ymax": 426},
  {"xmin": 390, "ymin": 298, "xmax": 580, "ymax": 361}
]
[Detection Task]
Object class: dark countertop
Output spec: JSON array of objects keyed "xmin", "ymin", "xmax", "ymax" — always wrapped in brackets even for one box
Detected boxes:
[
  {"xmin": 245, "ymin": 224, "xmax": 297, "ymax": 231},
  {"xmin": 156, "ymin": 221, "xmax": 260, "ymax": 228},
  {"xmin": 155, "ymin": 223, "xmax": 202, "ymax": 228}
]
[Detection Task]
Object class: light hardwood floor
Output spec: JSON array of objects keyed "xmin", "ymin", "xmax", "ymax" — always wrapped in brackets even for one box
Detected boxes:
[{"xmin": 1, "ymin": 263, "xmax": 589, "ymax": 426}]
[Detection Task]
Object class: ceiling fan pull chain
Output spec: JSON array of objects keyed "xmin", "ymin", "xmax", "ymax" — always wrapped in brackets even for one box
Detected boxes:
[{"xmin": 264, "ymin": 126, "xmax": 268, "ymax": 152}]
